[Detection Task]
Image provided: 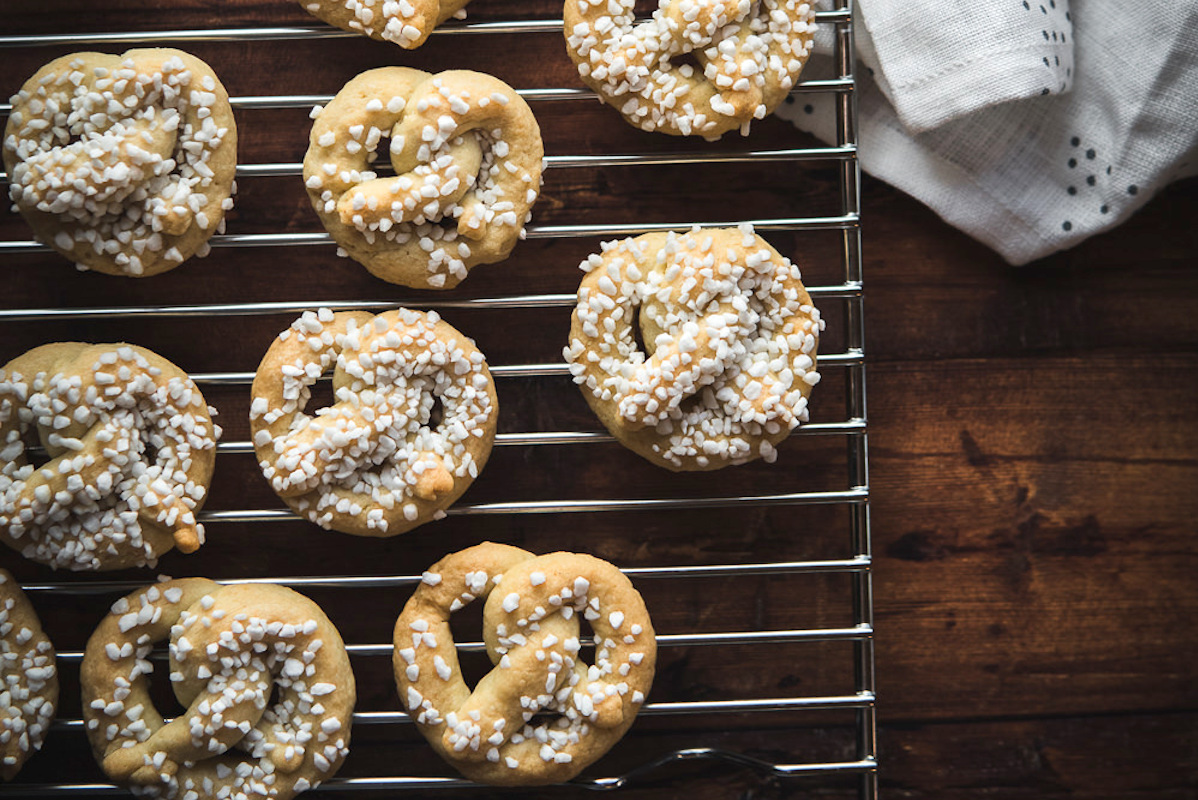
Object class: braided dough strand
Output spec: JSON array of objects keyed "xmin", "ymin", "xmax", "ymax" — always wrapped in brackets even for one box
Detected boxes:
[
  {"xmin": 394, "ymin": 543, "xmax": 656, "ymax": 785},
  {"xmin": 564, "ymin": 225, "xmax": 824, "ymax": 470},
  {"xmin": 3, "ymin": 49, "xmax": 237, "ymax": 276},
  {"xmin": 564, "ymin": 0, "xmax": 816, "ymax": 138},
  {"xmin": 81, "ymin": 580, "xmax": 355, "ymax": 800},
  {"xmin": 0, "ymin": 570, "xmax": 58, "ymax": 781},
  {"xmin": 250, "ymin": 308, "xmax": 498, "ymax": 537},
  {"xmin": 0, "ymin": 343, "xmax": 219, "ymax": 571},
  {"xmin": 304, "ymin": 68, "xmax": 543, "ymax": 289}
]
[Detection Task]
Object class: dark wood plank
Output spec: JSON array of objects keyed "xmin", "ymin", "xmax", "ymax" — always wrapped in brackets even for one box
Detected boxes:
[
  {"xmin": 869, "ymin": 353, "xmax": 1198, "ymax": 720},
  {"xmin": 878, "ymin": 713, "xmax": 1198, "ymax": 799},
  {"xmin": 860, "ymin": 177, "xmax": 1198, "ymax": 362}
]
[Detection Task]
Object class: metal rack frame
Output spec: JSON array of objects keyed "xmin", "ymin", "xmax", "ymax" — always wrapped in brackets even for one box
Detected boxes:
[{"xmin": 0, "ymin": 2, "xmax": 874, "ymax": 796}]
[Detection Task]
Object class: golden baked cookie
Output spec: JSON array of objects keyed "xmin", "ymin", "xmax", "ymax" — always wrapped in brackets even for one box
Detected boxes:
[
  {"xmin": 300, "ymin": 0, "xmax": 470, "ymax": 49},
  {"xmin": 564, "ymin": 0, "xmax": 817, "ymax": 138},
  {"xmin": 251, "ymin": 308, "xmax": 498, "ymax": 536},
  {"xmin": 0, "ymin": 342, "xmax": 220, "ymax": 570},
  {"xmin": 3, "ymin": 49, "xmax": 237, "ymax": 276},
  {"xmin": 81, "ymin": 579, "xmax": 355, "ymax": 800},
  {"xmin": 563, "ymin": 225, "xmax": 824, "ymax": 470},
  {"xmin": 0, "ymin": 570, "xmax": 58, "ymax": 781},
  {"xmin": 304, "ymin": 67, "xmax": 543, "ymax": 289},
  {"xmin": 394, "ymin": 542, "xmax": 656, "ymax": 785}
]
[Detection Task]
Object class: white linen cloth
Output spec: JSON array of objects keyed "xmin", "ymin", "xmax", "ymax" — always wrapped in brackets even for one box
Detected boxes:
[{"xmin": 777, "ymin": 0, "xmax": 1198, "ymax": 265}]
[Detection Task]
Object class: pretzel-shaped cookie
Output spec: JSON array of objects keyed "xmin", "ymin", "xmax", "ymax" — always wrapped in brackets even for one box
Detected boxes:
[
  {"xmin": 251, "ymin": 308, "xmax": 498, "ymax": 536},
  {"xmin": 304, "ymin": 67, "xmax": 543, "ymax": 289},
  {"xmin": 81, "ymin": 579, "xmax": 355, "ymax": 800},
  {"xmin": 0, "ymin": 570, "xmax": 58, "ymax": 781},
  {"xmin": 299, "ymin": 0, "xmax": 470, "ymax": 49},
  {"xmin": 564, "ymin": 0, "xmax": 817, "ymax": 138},
  {"xmin": 0, "ymin": 343, "xmax": 219, "ymax": 571},
  {"xmin": 394, "ymin": 542, "xmax": 656, "ymax": 785},
  {"xmin": 3, "ymin": 49, "xmax": 237, "ymax": 276},
  {"xmin": 563, "ymin": 225, "xmax": 824, "ymax": 470}
]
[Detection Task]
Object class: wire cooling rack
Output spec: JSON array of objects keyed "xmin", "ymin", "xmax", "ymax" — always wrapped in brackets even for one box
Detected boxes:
[{"xmin": 0, "ymin": 1, "xmax": 873, "ymax": 797}]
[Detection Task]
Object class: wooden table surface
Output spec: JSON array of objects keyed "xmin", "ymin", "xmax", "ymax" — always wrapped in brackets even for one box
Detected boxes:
[
  {"xmin": 2, "ymin": 3, "xmax": 1196, "ymax": 798},
  {"xmin": 864, "ymin": 173, "xmax": 1198, "ymax": 799}
]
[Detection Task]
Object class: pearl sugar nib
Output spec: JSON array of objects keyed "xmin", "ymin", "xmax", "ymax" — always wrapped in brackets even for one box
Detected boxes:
[
  {"xmin": 2, "ymin": 48, "xmax": 237, "ymax": 277},
  {"xmin": 303, "ymin": 67, "xmax": 544, "ymax": 289},
  {"xmin": 300, "ymin": 0, "xmax": 473, "ymax": 50},
  {"xmin": 0, "ymin": 342, "xmax": 219, "ymax": 571},
  {"xmin": 564, "ymin": 0, "xmax": 816, "ymax": 138},
  {"xmin": 564, "ymin": 225, "xmax": 825, "ymax": 470},
  {"xmin": 80, "ymin": 579, "xmax": 355, "ymax": 800},
  {"xmin": 394, "ymin": 543, "xmax": 657, "ymax": 786},
  {"xmin": 250, "ymin": 307, "xmax": 498, "ymax": 537},
  {"xmin": 0, "ymin": 569, "xmax": 58, "ymax": 781}
]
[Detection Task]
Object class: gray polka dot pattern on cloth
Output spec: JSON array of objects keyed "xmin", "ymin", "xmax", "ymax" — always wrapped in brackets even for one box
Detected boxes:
[{"xmin": 778, "ymin": 0, "xmax": 1198, "ymax": 264}]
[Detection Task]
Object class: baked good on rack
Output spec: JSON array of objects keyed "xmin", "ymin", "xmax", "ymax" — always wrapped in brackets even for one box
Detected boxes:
[
  {"xmin": 3, "ymin": 49, "xmax": 237, "ymax": 276},
  {"xmin": 564, "ymin": 0, "xmax": 817, "ymax": 138},
  {"xmin": 563, "ymin": 225, "xmax": 824, "ymax": 470},
  {"xmin": 81, "ymin": 579, "xmax": 355, "ymax": 800},
  {"xmin": 0, "ymin": 570, "xmax": 58, "ymax": 781},
  {"xmin": 0, "ymin": 343, "xmax": 220, "ymax": 571},
  {"xmin": 299, "ymin": 0, "xmax": 470, "ymax": 49},
  {"xmin": 251, "ymin": 308, "xmax": 498, "ymax": 536},
  {"xmin": 303, "ymin": 68, "xmax": 543, "ymax": 289},
  {"xmin": 394, "ymin": 542, "xmax": 656, "ymax": 785}
]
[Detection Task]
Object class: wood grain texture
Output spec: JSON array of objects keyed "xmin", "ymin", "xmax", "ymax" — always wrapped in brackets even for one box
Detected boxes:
[
  {"xmin": 861, "ymin": 178, "xmax": 1198, "ymax": 363},
  {"xmin": 861, "ymin": 176, "xmax": 1198, "ymax": 794},
  {"xmin": 879, "ymin": 712, "xmax": 1198, "ymax": 799},
  {"xmin": 2, "ymin": 1, "xmax": 1197, "ymax": 797},
  {"xmin": 871, "ymin": 353, "xmax": 1198, "ymax": 719}
]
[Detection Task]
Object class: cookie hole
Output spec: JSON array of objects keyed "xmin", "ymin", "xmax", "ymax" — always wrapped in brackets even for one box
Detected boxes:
[
  {"xmin": 578, "ymin": 616, "xmax": 597, "ymax": 660},
  {"xmin": 631, "ymin": 305, "xmax": 650, "ymax": 356},
  {"xmin": 370, "ymin": 137, "xmax": 395, "ymax": 176},
  {"xmin": 19, "ymin": 427, "xmax": 50, "ymax": 468},
  {"xmin": 265, "ymin": 682, "xmax": 283, "ymax": 714},
  {"xmin": 669, "ymin": 51, "xmax": 703, "ymax": 74},
  {"xmin": 454, "ymin": 651, "xmax": 494, "ymax": 691},
  {"xmin": 427, "ymin": 395, "xmax": 445, "ymax": 430},
  {"xmin": 678, "ymin": 394, "xmax": 703, "ymax": 417},
  {"xmin": 305, "ymin": 379, "xmax": 337, "ymax": 414},
  {"xmin": 677, "ymin": 386, "xmax": 715, "ymax": 417},
  {"xmin": 140, "ymin": 436, "xmax": 161, "ymax": 467},
  {"xmin": 149, "ymin": 668, "xmax": 188, "ymax": 720},
  {"xmin": 449, "ymin": 601, "xmax": 486, "ymax": 644},
  {"xmin": 448, "ymin": 605, "xmax": 490, "ymax": 687}
]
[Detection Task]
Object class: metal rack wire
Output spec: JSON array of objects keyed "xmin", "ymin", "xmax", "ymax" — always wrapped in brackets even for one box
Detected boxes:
[{"xmin": 0, "ymin": 2, "xmax": 874, "ymax": 796}]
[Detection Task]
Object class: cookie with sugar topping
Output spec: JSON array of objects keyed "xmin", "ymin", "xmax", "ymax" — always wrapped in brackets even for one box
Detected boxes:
[
  {"xmin": 564, "ymin": 0, "xmax": 817, "ymax": 138},
  {"xmin": 250, "ymin": 307, "xmax": 498, "ymax": 536},
  {"xmin": 0, "ymin": 342, "xmax": 220, "ymax": 570},
  {"xmin": 303, "ymin": 67, "xmax": 543, "ymax": 289},
  {"xmin": 81, "ymin": 579, "xmax": 355, "ymax": 799},
  {"xmin": 564, "ymin": 225, "xmax": 825, "ymax": 470},
  {"xmin": 3, "ymin": 49, "xmax": 237, "ymax": 276},
  {"xmin": 394, "ymin": 542, "xmax": 656, "ymax": 785},
  {"xmin": 300, "ymin": 0, "xmax": 471, "ymax": 49},
  {"xmin": 0, "ymin": 570, "xmax": 58, "ymax": 781}
]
